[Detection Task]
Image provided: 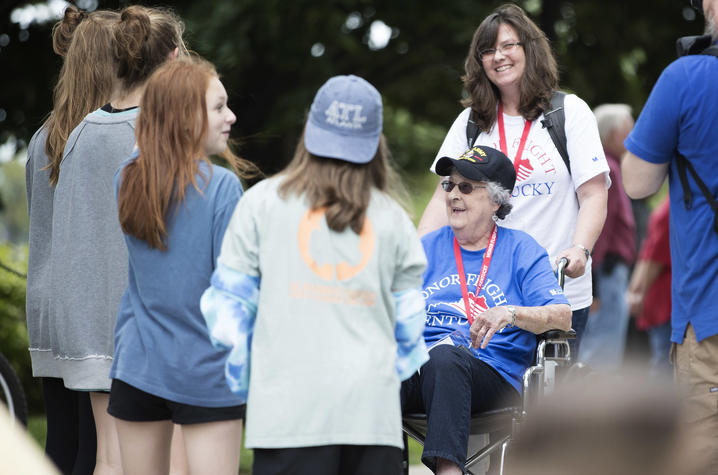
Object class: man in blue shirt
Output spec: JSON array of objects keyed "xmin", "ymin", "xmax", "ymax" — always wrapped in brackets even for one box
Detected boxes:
[{"xmin": 622, "ymin": 0, "xmax": 718, "ymax": 469}]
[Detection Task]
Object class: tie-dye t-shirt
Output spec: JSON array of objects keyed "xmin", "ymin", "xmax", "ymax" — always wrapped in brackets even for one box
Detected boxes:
[{"xmin": 421, "ymin": 225, "xmax": 568, "ymax": 392}]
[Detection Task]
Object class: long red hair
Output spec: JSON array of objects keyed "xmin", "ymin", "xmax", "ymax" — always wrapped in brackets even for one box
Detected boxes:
[{"xmin": 118, "ymin": 56, "xmax": 258, "ymax": 250}]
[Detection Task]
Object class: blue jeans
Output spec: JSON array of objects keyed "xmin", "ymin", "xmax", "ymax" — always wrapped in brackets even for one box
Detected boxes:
[
  {"xmin": 579, "ymin": 262, "xmax": 630, "ymax": 370},
  {"xmin": 401, "ymin": 345, "xmax": 518, "ymax": 472},
  {"xmin": 569, "ymin": 307, "xmax": 590, "ymax": 359},
  {"xmin": 647, "ymin": 322, "xmax": 672, "ymax": 376}
]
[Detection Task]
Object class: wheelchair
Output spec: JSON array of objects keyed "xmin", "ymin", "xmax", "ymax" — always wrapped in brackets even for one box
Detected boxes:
[{"xmin": 402, "ymin": 258, "xmax": 576, "ymax": 475}]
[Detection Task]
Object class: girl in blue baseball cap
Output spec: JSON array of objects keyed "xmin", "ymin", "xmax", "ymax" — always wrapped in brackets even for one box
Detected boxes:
[{"xmin": 201, "ymin": 75, "xmax": 429, "ymax": 475}]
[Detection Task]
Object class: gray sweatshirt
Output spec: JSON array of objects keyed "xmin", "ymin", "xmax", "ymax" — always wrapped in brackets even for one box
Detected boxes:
[{"xmin": 49, "ymin": 107, "xmax": 137, "ymax": 390}]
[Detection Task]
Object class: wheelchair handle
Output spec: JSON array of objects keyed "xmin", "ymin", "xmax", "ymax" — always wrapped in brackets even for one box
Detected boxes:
[{"xmin": 556, "ymin": 257, "xmax": 568, "ymax": 290}]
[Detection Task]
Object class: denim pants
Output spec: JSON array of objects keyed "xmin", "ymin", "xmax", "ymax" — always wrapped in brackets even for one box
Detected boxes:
[
  {"xmin": 569, "ymin": 307, "xmax": 590, "ymax": 359},
  {"xmin": 579, "ymin": 261, "xmax": 630, "ymax": 370},
  {"xmin": 401, "ymin": 345, "xmax": 518, "ymax": 472},
  {"xmin": 647, "ymin": 322, "xmax": 672, "ymax": 376}
]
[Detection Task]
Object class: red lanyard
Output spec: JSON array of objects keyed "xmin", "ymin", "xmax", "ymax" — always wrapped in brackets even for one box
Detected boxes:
[
  {"xmin": 497, "ymin": 102, "xmax": 532, "ymax": 171},
  {"xmin": 452, "ymin": 225, "xmax": 498, "ymax": 325}
]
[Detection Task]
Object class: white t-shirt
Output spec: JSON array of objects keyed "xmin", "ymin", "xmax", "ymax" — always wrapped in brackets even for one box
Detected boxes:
[{"xmin": 431, "ymin": 94, "xmax": 609, "ymax": 309}]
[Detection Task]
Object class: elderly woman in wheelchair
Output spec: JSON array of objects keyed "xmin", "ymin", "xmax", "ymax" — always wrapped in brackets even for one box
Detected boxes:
[{"xmin": 403, "ymin": 146, "xmax": 571, "ymax": 474}]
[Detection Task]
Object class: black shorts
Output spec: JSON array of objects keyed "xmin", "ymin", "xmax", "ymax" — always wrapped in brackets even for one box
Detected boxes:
[
  {"xmin": 107, "ymin": 379, "xmax": 245, "ymax": 425},
  {"xmin": 252, "ymin": 444, "xmax": 402, "ymax": 475}
]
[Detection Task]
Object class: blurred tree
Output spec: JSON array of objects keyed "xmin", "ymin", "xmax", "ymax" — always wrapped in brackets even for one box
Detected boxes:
[
  {"xmin": 177, "ymin": 0, "xmax": 488, "ymax": 174},
  {"xmin": 0, "ymin": 244, "xmax": 39, "ymax": 413},
  {"xmin": 0, "ymin": 1, "xmax": 62, "ymax": 151},
  {"xmin": 0, "ymin": 160, "xmax": 29, "ymax": 243}
]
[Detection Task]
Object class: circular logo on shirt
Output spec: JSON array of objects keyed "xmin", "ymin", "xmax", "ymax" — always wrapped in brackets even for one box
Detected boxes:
[{"xmin": 297, "ymin": 208, "xmax": 375, "ymax": 281}]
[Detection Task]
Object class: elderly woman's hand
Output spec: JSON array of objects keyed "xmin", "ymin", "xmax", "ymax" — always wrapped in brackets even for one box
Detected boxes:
[
  {"xmin": 556, "ymin": 246, "xmax": 588, "ymax": 278},
  {"xmin": 469, "ymin": 306, "xmax": 514, "ymax": 349}
]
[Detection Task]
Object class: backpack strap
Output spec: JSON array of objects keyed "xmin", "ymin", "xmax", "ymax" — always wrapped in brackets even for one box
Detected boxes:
[
  {"xmin": 466, "ymin": 108, "xmax": 480, "ymax": 149},
  {"xmin": 673, "ymin": 40, "xmax": 718, "ymax": 234},
  {"xmin": 465, "ymin": 91, "xmax": 570, "ymax": 174},
  {"xmin": 541, "ymin": 91, "xmax": 570, "ymax": 175},
  {"xmin": 676, "ymin": 152, "xmax": 718, "ymax": 234}
]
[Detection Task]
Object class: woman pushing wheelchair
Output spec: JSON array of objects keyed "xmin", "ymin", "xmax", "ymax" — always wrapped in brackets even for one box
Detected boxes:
[{"xmin": 402, "ymin": 145, "xmax": 571, "ymax": 474}]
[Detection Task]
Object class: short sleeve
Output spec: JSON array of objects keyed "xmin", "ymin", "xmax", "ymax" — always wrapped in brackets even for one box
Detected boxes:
[
  {"xmin": 516, "ymin": 234, "xmax": 568, "ymax": 307},
  {"xmin": 564, "ymin": 94, "xmax": 610, "ymax": 189},
  {"xmin": 624, "ymin": 61, "xmax": 684, "ymax": 164}
]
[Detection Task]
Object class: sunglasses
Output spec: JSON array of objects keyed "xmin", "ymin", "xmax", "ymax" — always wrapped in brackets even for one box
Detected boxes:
[{"xmin": 441, "ymin": 180, "xmax": 486, "ymax": 194}]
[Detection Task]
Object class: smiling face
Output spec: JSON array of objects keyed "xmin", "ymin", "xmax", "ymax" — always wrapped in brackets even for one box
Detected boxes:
[
  {"xmin": 204, "ymin": 76, "xmax": 236, "ymax": 156},
  {"xmin": 445, "ymin": 171, "xmax": 500, "ymax": 249},
  {"xmin": 483, "ymin": 23, "xmax": 526, "ymax": 94}
]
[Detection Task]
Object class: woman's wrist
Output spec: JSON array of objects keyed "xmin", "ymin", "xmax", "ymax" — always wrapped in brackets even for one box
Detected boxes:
[
  {"xmin": 506, "ymin": 305, "xmax": 516, "ymax": 327},
  {"xmin": 573, "ymin": 243, "xmax": 591, "ymax": 260}
]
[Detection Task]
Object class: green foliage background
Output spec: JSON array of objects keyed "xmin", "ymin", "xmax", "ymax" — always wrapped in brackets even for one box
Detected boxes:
[
  {"xmin": 0, "ymin": 244, "xmax": 41, "ymax": 413},
  {"xmin": 0, "ymin": 0, "xmax": 704, "ymax": 173},
  {"xmin": 0, "ymin": 0, "xmax": 705, "ymax": 423}
]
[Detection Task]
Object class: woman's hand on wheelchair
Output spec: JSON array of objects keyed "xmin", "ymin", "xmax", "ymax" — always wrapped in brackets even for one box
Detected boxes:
[
  {"xmin": 469, "ymin": 306, "xmax": 513, "ymax": 349},
  {"xmin": 556, "ymin": 246, "xmax": 588, "ymax": 278}
]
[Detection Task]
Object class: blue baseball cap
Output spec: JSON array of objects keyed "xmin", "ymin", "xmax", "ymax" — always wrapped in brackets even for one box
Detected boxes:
[{"xmin": 304, "ymin": 75, "xmax": 382, "ymax": 164}]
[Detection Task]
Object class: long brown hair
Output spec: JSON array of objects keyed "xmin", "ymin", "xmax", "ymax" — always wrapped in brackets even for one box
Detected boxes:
[
  {"xmin": 45, "ymin": 7, "xmax": 119, "ymax": 185},
  {"xmin": 113, "ymin": 5, "xmax": 188, "ymax": 94},
  {"xmin": 462, "ymin": 3, "xmax": 558, "ymax": 132},
  {"xmin": 118, "ymin": 57, "xmax": 259, "ymax": 250},
  {"xmin": 279, "ymin": 132, "xmax": 408, "ymax": 234}
]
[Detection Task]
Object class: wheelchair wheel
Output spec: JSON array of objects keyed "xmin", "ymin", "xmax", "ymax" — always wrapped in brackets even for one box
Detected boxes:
[{"xmin": 0, "ymin": 351, "xmax": 28, "ymax": 426}]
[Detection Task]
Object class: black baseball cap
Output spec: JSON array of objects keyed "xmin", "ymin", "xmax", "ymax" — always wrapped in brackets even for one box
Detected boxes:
[{"xmin": 435, "ymin": 146, "xmax": 516, "ymax": 191}]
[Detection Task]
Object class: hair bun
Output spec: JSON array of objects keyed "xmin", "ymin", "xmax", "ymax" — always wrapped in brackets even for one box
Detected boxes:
[
  {"xmin": 52, "ymin": 5, "xmax": 88, "ymax": 56},
  {"xmin": 114, "ymin": 6, "xmax": 152, "ymax": 76},
  {"xmin": 118, "ymin": 5, "xmax": 151, "ymax": 43}
]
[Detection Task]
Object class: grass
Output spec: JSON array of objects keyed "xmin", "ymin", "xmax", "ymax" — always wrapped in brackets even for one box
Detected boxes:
[
  {"xmin": 27, "ymin": 415, "xmax": 47, "ymax": 449},
  {"xmin": 27, "ymin": 414, "xmax": 424, "ymax": 473}
]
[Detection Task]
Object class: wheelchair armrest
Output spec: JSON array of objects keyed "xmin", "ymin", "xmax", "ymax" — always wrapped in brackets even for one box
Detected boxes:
[{"xmin": 538, "ymin": 328, "xmax": 576, "ymax": 340}]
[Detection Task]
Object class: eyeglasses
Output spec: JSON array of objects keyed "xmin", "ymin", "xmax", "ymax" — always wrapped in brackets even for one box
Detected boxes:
[
  {"xmin": 480, "ymin": 42, "xmax": 523, "ymax": 61},
  {"xmin": 441, "ymin": 180, "xmax": 486, "ymax": 194}
]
